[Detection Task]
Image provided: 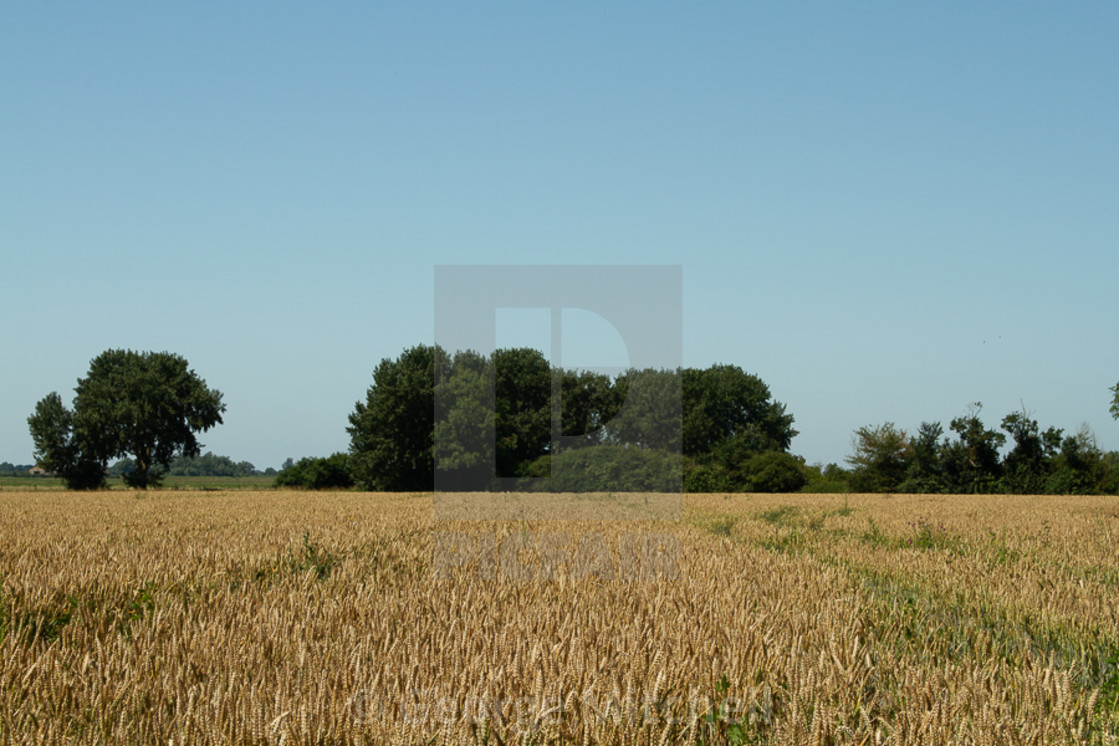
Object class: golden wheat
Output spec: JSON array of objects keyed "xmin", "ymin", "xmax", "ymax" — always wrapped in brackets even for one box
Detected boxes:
[{"xmin": 0, "ymin": 490, "xmax": 1116, "ymax": 744}]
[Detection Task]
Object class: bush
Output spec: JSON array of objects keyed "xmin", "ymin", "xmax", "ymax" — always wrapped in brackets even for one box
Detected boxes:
[
  {"xmin": 739, "ymin": 451, "xmax": 807, "ymax": 493},
  {"xmin": 683, "ymin": 459, "xmax": 735, "ymax": 493},
  {"xmin": 519, "ymin": 446, "xmax": 681, "ymax": 492},
  {"xmin": 801, "ymin": 462, "xmax": 851, "ymax": 493},
  {"xmin": 273, "ymin": 453, "xmax": 354, "ymax": 490}
]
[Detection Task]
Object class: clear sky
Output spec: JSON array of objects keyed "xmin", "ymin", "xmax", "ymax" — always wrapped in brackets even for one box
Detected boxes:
[{"xmin": 3, "ymin": 2, "xmax": 1117, "ymax": 471}]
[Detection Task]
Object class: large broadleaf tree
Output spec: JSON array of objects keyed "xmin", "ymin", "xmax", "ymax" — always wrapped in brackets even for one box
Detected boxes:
[{"xmin": 28, "ymin": 350, "xmax": 225, "ymax": 489}]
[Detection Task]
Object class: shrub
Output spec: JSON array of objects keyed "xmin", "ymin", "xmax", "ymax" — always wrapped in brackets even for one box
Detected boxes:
[
  {"xmin": 739, "ymin": 451, "xmax": 807, "ymax": 493},
  {"xmin": 683, "ymin": 459, "xmax": 735, "ymax": 493},
  {"xmin": 519, "ymin": 445, "xmax": 681, "ymax": 492},
  {"xmin": 273, "ymin": 453, "xmax": 354, "ymax": 490}
]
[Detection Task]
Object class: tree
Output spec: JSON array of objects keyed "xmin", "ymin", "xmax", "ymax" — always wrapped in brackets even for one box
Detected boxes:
[
  {"xmin": 519, "ymin": 445, "xmax": 681, "ymax": 492},
  {"xmin": 560, "ymin": 369, "xmax": 621, "ymax": 447},
  {"xmin": 27, "ymin": 392, "xmax": 105, "ymax": 489},
  {"xmin": 166, "ymin": 451, "xmax": 258, "ymax": 477},
  {"xmin": 433, "ymin": 349, "xmax": 495, "ymax": 490},
  {"xmin": 492, "ymin": 348, "xmax": 552, "ymax": 478},
  {"xmin": 846, "ymin": 422, "xmax": 912, "ymax": 493},
  {"xmin": 739, "ymin": 451, "xmax": 807, "ymax": 493},
  {"xmin": 348, "ymin": 345, "xmax": 442, "ymax": 491},
  {"xmin": 999, "ymin": 409, "xmax": 1061, "ymax": 494},
  {"xmin": 274, "ymin": 453, "xmax": 354, "ymax": 489},
  {"xmin": 899, "ymin": 421, "xmax": 947, "ymax": 493},
  {"xmin": 28, "ymin": 350, "xmax": 225, "ymax": 489},
  {"xmin": 349, "ymin": 345, "xmax": 801, "ymax": 493},
  {"xmin": 1111, "ymin": 381, "xmax": 1119, "ymax": 420},
  {"xmin": 608, "ymin": 368, "xmax": 682, "ymax": 452},
  {"xmin": 941, "ymin": 403, "xmax": 1005, "ymax": 493},
  {"xmin": 802, "ymin": 462, "xmax": 851, "ymax": 493},
  {"xmin": 682, "ymin": 364, "xmax": 797, "ymax": 459},
  {"xmin": 1046, "ymin": 425, "xmax": 1104, "ymax": 494}
]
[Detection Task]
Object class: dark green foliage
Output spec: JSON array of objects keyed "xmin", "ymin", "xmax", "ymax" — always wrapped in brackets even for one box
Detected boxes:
[
  {"xmin": 801, "ymin": 462, "xmax": 851, "ymax": 493},
  {"xmin": 677, "ymin": 364, "xmax": 798, "ymax": 493},
  {"xmin": 0, "ymin": 463, "xmax": 35, "ymax": 476},
  {"xmin": 433, "ymin": 349, "xmax": 495, "ymax": 490},
  {"xmin": 609, "ymin": 368, "xmax": 682, "ymax": 452},
  {"xmin": 999, "ymin": 410, "xmax": 1061, "ymax": 494},
  {"xmin": 1045, "ymin": 426, "xmax": 1106, "ymax": 494},
  {"xmin": 493, "ymin": 348, "xmax": 552, "ymax": 478},
  {"xmin": 80, "ymin": 350, "xmax": 225, "ymax": 489},
  {"xmin": 682, "ymin": 364, "xmax": 797, "ymax": 458},
  {"xmin": 348, "ymin": 345, "xmax": 440, "ymax": 491},
  {"xmin": 846, "ymin": 422, "xmax": 912, "ymax": 493},
  {"xmin": 683, "ymin": 451, "xmax": 806, "ymax": 493},
  {"xmin": 897, "ymin": 422, "xmax": 949, "ymax": 493},
  {"xmin": 351, "ymin": 347, "xmax": 796, "ymax": 492},
  {"xmin": 560, "ymin": 369, "xmax": 621, "ymax": 445},
  {"xmin": 519, "ymin": 445, "xmax": 681, "ymax": 492},
  {"xmin": 8, "ymin": 596, "xmax": 78, "ymax": 644},
  {"xmin": 843, "ymin": 404, "xmax": 1119, "ymax": 496},
  {"xmin": 1111, "ymin": 381, "xmax": 1119, "ymax": 421},
  {"xmin": 683, "ymin": 459, "xmax": 735, "ymax": 493},
  {"xmin": 288, "ymin": 532, "xmax": 339, "ymax": 580},
  {"xmin": 1099, "ymin": 452, "xmax": 1119, "ymax": 495},
  {"xmin": 273, "ymin": 453, "xmax": 354, "ymax": 490},
  {"xmin": 27, "ymin": 392, "xmax": 106, "ymax": 489},
  {"xmin": 166, "ymin": 451, "xmax": 258, "ymax": 477},
  {"xmin": 942, "ymin": 404, "xmax": 1005, "ymax": 494},
  {"xmin": 28, "ymin": 350, "xmax": 225, "ymax": 490},
  {"xmin": 738, "ymin": 451, "xmax": 807, "ymax": 493}
]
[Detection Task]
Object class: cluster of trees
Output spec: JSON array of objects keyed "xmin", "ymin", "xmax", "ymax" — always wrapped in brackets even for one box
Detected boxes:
[
  {"xmin": 108, "ymin": 452, "xmax": 268, "ymax": 478},
  {"xmin": 27, "ymin": 350, "xmax": 225, "ymax": 489},
  {"xmin": 273, "ymin": 454, "xmax": 353, "ymax": 489},
  {"xmin": 0, "ymin": 463, "xmax": 35, "ymax": 476},
  {"xmin": 343, "ymin": 344, "xmax": 801, "ymax": 492},
  {"xmin": 842, "ymin": 403, "xmax": 1119, "ymax": 495},
  {"xmin": 25, "ymin": 349, "xmax": 1119, "ymax": 495}
]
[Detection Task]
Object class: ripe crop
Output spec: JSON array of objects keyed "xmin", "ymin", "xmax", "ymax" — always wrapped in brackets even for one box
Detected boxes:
[{"xmin": 1, "ymin": 490, "xmax": 1116, "ymax": 744}]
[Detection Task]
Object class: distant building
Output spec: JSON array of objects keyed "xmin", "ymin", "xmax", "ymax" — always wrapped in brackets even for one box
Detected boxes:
[{"xmin": 28, "ymin": 466, "xmax": 48, "ymax": 476}]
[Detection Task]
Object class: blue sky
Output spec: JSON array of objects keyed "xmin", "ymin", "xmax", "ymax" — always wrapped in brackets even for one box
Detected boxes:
[{"xmin": 3, "ymin": 2, "xmax": 1117, "ymax": 471}]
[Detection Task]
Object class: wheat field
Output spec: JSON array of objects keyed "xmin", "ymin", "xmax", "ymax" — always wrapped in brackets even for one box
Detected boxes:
[{"xmin": 0, "ymin": 490, "xmax": 1117, "ymax": 745}]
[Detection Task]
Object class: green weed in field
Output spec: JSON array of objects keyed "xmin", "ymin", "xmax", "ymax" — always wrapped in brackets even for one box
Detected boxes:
[
  {"xmin": 756, "ymin": 505, "xmax": 799, "ymax": 527},
  {"xmin": 288, "ymin": 532, "xmax": 340, "ymax": 580}
]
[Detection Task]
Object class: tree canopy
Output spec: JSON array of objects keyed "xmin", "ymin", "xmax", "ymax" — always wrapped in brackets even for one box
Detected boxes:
[
  {"xmin": 27, "ymin": 350, "xmax": 225, "ymax": 489},
  {"xmin": 846, "ymin": 422, "xmax": 912, "ymax": 493},
  {"xmin": 273, "ymin": 453, "xmax": 354, "ymax": 490},
  {"xmin": 347, "ymin": 345, "xmax": 439, "ymax": 491},
  {"xmin": 841, "ymin": 403, "xmax": 1118, "ymax": 495},
  {"xmin": 349, "ymin": 346, "xmax": 797, "ymax": 492}
]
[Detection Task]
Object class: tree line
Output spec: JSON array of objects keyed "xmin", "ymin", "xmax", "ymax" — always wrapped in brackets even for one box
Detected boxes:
[
  {"xmin": 0, "ymin": 463, "xmax": 37, "ymax": 476},
  {"xmin": 840, "ymin": 403, "xmax": 1119, "ymax": 495},
  {"xmin": 282, "ymin": 346, "xmax": 1119, "ymax": 494},
  {"xmin": 335, "ymin": 345, "xmax": 801, "ymax": 492},
  {"xmin": 108, "ymin": 451, "xmax": 270, "ymax": 478},
  {"xmin": 26, "ymin": 347, "xmax": 1119, "ymax": 494}
]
